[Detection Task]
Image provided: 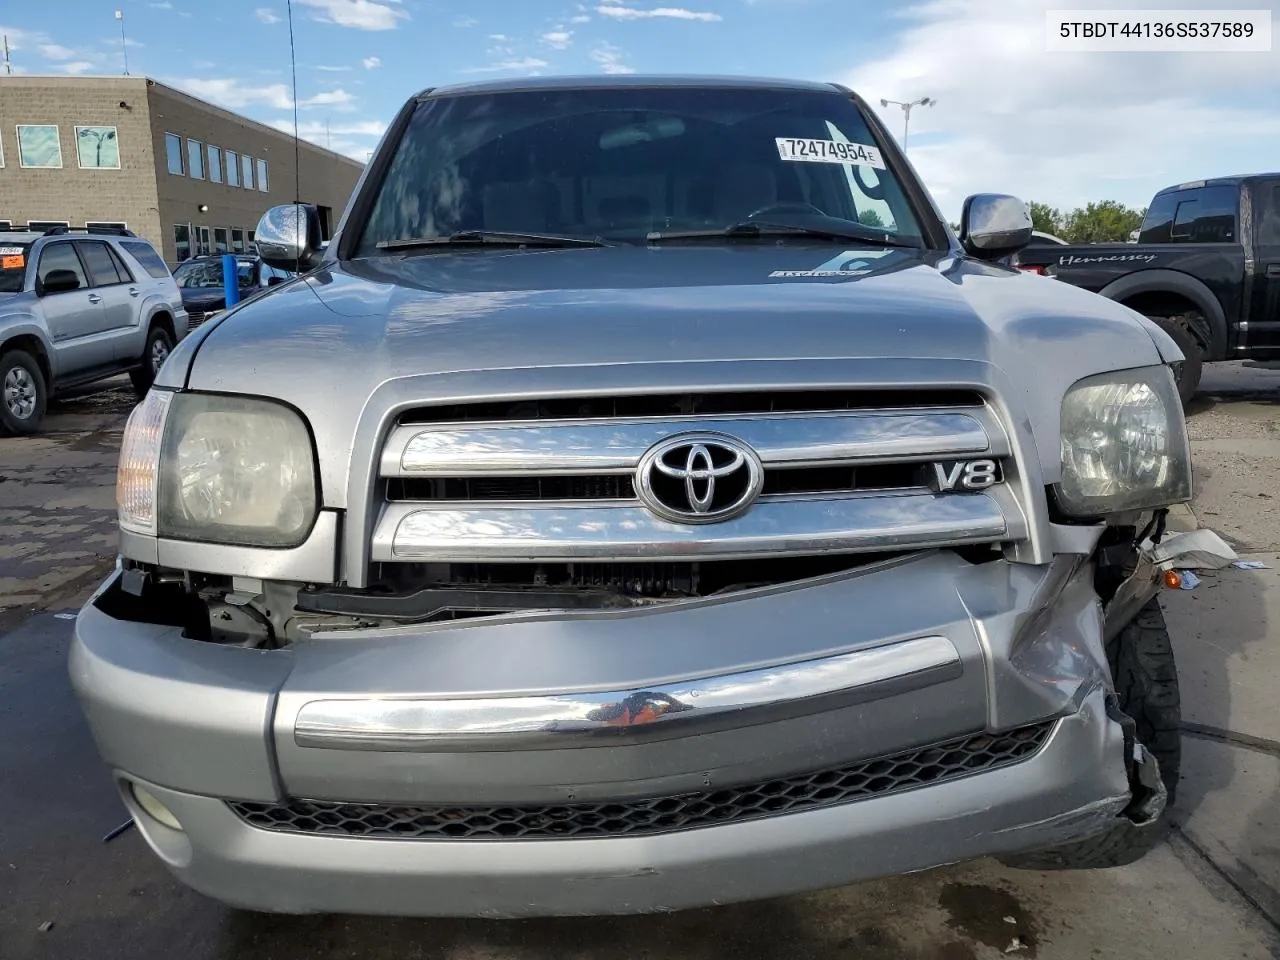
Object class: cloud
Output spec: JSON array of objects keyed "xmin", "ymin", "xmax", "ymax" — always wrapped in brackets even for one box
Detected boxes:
[
  {"xmin": 488, "ymin": 33, "xmax": 511, "ymax": 41},
  {"xmin": 102, "ymin": 36, "xmax": 144, "ymax": 47},
  {"xmin": 171, "ymin": 77, "xmax": 296, "ymax": 109},
  {"xmin": 297, "ymin": 0, "xmax": 407, "ymax": 30},
  {"xmin": 596, "ymin": 4, "xmax": 721, "ymax": 21},
  {"xmin": 844, "ymin": 0, "xmax": 1280, "ymax": 218},
  {"xmin": 362, "ymin": 56, "xmax": 381, "ymax": 69},
  {"xmin": 570, "ymin": 15, "xmax": 590, "ymax": 23},
  {"xmin": 39, "ymin": 43, "xmax": 77, "ymax": 59},
  {"xmin": 301, "ymin": 88, "xmax": 357, "ymax": 108},
  {"xmin": 62, "ymin": 61, "xmax": 96, "ymax": 75},
  {"xmin": 149, "ymin": 0, "xmax": 174, "ymax": 8},
  {"xmin": 254, "ymin": 7, "xmax": 281, "ymax": 23},
  {"xmin": 316, "ymin": 64, "xmax": 353, "ymax": 71},
  {"xmin": 453, "ymin": 16, "xmax": 478, "ymax": 27},
  {"xmin": 466, "ymin": 57, "xmax": 551, "ymax": 73},
  {"xmin": 541, "ymin": 29, "xmax": 573, "ymax": 49},
  {"xmin": 267, "ymin": 118, "xmax": 386, "ymax": 158},
  {"xmin": 590, "ymin": 41, "xmax": 633, "ymax": 74}
]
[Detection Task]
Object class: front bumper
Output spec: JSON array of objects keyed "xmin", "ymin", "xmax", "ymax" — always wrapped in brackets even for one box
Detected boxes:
[{"xmin": 71, "ymin": 551, "xmax": 1138, "ymax": 916}]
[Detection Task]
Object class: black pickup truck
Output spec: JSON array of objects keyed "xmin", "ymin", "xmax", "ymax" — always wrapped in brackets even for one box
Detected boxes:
[{"xmin": 1014, "ymin": 173, "xmax": 1280, "ymax": 400}]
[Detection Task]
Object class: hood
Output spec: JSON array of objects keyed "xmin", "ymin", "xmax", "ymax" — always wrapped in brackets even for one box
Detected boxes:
[{"xmin": 169, "ymin": 244, "xmax": 1167, "ymax": 506}]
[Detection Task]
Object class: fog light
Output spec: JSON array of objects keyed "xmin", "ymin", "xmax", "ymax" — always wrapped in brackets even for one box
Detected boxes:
[{"xmin": 132, "ymin": 783, "xmax": 184, "ymax": 832}]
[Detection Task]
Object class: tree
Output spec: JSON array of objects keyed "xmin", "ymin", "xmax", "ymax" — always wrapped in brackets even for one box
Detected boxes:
[
  {"xmin": 1060, "ymin": 201, "xmax": 1146, "ymax": 244},
  {"xmin": 858, "ymin": 208, "xmax": 886, "ymax": 229},
  {"xmin": 1028, "ymin": 201, "xmax": 1063, "ymax": 236}
]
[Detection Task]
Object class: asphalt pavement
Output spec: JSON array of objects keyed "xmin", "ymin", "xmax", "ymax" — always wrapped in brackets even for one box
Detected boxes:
[{"xmin": 2, "ymin": 365, "xmax": 1280, "ymax": 959}]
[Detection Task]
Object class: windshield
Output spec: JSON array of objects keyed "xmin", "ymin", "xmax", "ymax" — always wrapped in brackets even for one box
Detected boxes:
[
  {"xmin": 0, "ymin": 244, "xmax": 31, "ymax": 294},
  {"xmin": 357, "ymin": 86, "xmax": 922, "ymax": 253},
  {"xmin": 173, "ymin": 259, "xmax": 254, "ymax": 288}
]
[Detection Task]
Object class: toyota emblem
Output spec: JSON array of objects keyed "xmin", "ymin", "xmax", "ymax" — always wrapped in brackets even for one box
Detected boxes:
[{"xmin": 636, "ymin": 434, "xmax": 764, "ymax": 524}]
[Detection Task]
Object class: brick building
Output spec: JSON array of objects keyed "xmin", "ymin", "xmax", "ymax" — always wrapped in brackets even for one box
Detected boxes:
[{"xmin": 0, "ymin": 75, "xmax": 364, "ymax": 263}]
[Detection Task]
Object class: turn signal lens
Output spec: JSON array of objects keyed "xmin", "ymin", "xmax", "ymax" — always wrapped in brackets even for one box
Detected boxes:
[
  {"xmin": 117, "ymin": 390, "xmax": 174, "ymax": 536},
  {"xmin": 1163, "ymin": 570, "xmax": 1183, "ymax": 590}
]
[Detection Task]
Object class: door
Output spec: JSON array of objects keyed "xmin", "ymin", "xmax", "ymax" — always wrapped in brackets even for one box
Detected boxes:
[
  {"xmin": 1249, "ymin": 178, "xmax": 1280, "ymax": 352},
  {"xmin": 75, "ymin": 240, "xmax": 143, "ymax": 360},
  {"xmin": 35, "ymin": 241, "xmax": 111, "ymax": 377}
]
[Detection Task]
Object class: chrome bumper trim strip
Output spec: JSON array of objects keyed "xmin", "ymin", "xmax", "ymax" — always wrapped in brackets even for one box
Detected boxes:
[{"xmin": 294, "ymin": 634, "xmax": 962, "ymax": 751}]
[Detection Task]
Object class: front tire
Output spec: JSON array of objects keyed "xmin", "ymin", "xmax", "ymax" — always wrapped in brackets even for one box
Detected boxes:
[
  {"xmin": 1004, "ymin": 598, "xmax": 1181, "ymax": 870},
  {"xmin": 131, "ymin": 325, "xmax": 175, "ymax": 396},
  {"xmin": 1152, "ymin": 315, "xmax": 1204, "ymax": 407},
  {"xmin": 1, "ymin": 350, "xmax": 48, "ymax": 435}
]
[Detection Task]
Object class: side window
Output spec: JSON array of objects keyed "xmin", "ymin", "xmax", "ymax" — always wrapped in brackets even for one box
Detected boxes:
[
  {"xmin": 107, "ymin": 245, "xmax": 135, "ymax": 283},
  {"xmin": 1252, "ymin": 182, "xmax": 1280, "ymax": 247},
  {"xmin": 37, "ymin": 242, "xmax": 88, "ymax": 291},
  {"xmin": 119, "ymin": 241, "xmax": 173, "ymax": 279},
  {"xmin": 76, "ymin": 241, "xmax": 125, "ymax": 286},
  {"xmin": 1170, "ymin": 186, "xmax": 1237, "ymax": 243},
  {"xmin": 1138, "ymin": 193, "xmax": 1177, "ymax": 244}
]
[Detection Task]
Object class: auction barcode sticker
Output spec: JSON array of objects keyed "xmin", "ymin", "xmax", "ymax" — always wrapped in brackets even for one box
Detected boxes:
[{"xmin": 776, "ymin": 138, "xmax": 885, "ymax": 169}]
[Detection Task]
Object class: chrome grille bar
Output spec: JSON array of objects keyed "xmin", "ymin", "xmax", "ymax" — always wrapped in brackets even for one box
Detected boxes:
[
  {"xmin": 382, "ymin": 409, "xmax": 1003, "ymax": 477},
  {"xmin": 371, "ymin": 491, "xmax": 1009, "ymax": 563}
]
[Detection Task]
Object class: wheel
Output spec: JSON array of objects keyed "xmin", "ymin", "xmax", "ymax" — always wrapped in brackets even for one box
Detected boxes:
[
  {"xmin": 1, "ymin": 350, "xmax": 48, "ymax": 435},
  {"xmin": 1151, "ymin": 314, "xmax": 1204, "ymax": 406},
  {"xmin": 1003, "ymin": 598, "xmax": 1181, "ymax": 870},
  {"xmin": 130, "ymin": 325, "xmax": 175, "ymax": 396}
]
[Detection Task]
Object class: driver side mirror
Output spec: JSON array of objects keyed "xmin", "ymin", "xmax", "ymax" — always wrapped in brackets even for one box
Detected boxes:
[
  {"xmin": 38, "ymin": 268, "xmax": 82, "ymax": 295},
  {"xmin": 255, "ymin": 203, "xmax": 323, "ymax": 272},
  {"xmin": 959, "ymin": 194, "xmax": 1033, "ymax": 261}
]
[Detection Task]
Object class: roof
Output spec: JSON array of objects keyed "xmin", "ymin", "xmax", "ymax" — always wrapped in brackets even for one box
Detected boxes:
[
  {"xmin": 1156, "ymin": 173, "xmax": 1280, "ymax": 194},
  {"xmin": 424, "ymin": 74, "xmax": 846, "ymax": 99},
  {"xmin": 0, "ymin": 232, "xmax": 43, "ymax": 244}
]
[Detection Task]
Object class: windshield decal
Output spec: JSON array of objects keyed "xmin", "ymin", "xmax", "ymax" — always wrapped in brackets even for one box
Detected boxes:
[
  {"xmin": 775, "ymin": 138, "xmax": 885, "ymax": 169},
  {"xmin": 770, "ymin": 249, "xmax": 894, "ymax": 278},
  {"xmin": 1, "ymin": 255, "xmax": 24, "ymax": 270},
  {"xmin": 0, "ymin": 247, "xmax": 26, "ymax": 256}
]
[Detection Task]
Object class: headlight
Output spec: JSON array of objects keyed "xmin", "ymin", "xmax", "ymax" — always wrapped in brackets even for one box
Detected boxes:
[
  {"xmin": 118, "ymin": 391, "xmax": 318, "ymax": 547},
  {"xmin": 1056, "ymin": 366, "xmax": 1192, "ymax": 516}
]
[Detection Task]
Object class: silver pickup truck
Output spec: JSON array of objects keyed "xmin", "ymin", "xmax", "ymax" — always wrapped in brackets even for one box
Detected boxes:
[{"xmin": 72, "ymin": 75, "xmax": 1195, "ymax": 918}]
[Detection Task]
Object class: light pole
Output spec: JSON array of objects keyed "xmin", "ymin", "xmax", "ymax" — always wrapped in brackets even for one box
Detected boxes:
[
  {"xmin": 879, "ymin": 97, "xmax": 935, "ymax": 152},
  {"xmin": 114, "ymin": 10, "xmax": 129, "ymax": 75},
  {"xmin": 79, "ymin": 127, "xmax": 116, "ymax": 167}
]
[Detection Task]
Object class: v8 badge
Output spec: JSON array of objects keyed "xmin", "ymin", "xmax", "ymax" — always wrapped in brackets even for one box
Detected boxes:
[{"xmin": 929, "ymin": 458, "xmax": 1002, "ymax": 492}]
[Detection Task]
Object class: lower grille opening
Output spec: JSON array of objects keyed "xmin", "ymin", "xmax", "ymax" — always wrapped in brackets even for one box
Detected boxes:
[{"xmin": 228, "ymin": 721, "xmax": 1054, "ymax": 841}]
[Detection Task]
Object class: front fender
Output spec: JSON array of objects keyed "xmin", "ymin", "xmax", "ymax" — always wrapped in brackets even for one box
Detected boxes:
[
  {"xmin": 0, "ymin": 316, "xmax": 58, "ymax": 378},
  {"xmin": 1098, "ymin": 268, "xmax": 1227, "ymax": 360}
]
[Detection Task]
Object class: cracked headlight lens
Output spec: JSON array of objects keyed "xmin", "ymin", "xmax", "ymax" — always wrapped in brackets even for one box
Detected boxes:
[
  {"xmin": 1056, "ymin": 366, "xmax": 1192, "ymax": 517},
  {"xmin": 156, "ymin": 394, "xmax": 318, "ymax": 546}
]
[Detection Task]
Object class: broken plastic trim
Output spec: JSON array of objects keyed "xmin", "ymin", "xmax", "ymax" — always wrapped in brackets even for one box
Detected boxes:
[{"xmin": 295, "ymin": 584, "xmax": 650, "ymax": 621}]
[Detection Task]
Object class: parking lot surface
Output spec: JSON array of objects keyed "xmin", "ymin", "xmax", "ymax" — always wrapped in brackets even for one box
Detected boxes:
[{"xmin": 2, "ymin": 365, "xmax": 1279, "ymax": 959}]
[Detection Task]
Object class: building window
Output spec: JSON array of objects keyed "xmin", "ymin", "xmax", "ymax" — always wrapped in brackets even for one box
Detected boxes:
[
  {"xmin": 225, "ymin": 149, "xmax": 239, "ymax": 187},
  {"xmin": 75, "ymin": 126, "xmax": 120, "ymax": 169},
  {"xmin": 256, "ymin": 159, "xmax": 269, "ymax": 193},
  {"xmin": 85, "ymin": 221, "xmax": 128, "ymax": 233},
  {"xmin": 197, "ymin": 225, "xmax": 212, "ymax": 256},
  {"xmin": 241, "ymin": 154, "xmax": 254, "ymax": 190},
  {"xmin": 26, "ymin": 221, "xmax": 70, "ymax": 232},
  {"xmin": 214, "ymin": 227, "xmax": 229, "ymax": 253},
  {"xmin": 165, "ymin": 133, "xmax": 184, "ymax": 175},
  {"xmin": 0, "ymin": 221, "xmax": 11, "ymax": 231},
  {"xmin": 0, "ymin": 134, "xmax": 5, "ymax": 167},
  {"xmin": 231, "ymin": 228, "xmax": 246, "ymax": 253},
  {"xmin": 174, "ymin": 223, "xmax": 192, "ymax": 261},
  {"xmin": 187, "ymin": 139, "xmax": 205, "ymax": 180},
  {"xmin": 208, "ymin": 144, "xmax": 222, "ymax": 183},
  {"xmin": 16, "ymin": 125, "xmax": 62, "ymax": 168},
  {"xmin": 247, "ymin": 229, "xmax": 256, "ymax": 247}
]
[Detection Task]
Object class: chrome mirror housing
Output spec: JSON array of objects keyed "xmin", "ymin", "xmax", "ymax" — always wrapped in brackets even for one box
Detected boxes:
[
  {"xmin": 254, "ymin": 203, "xmax": 323, "ymax": 271},
  {"xmin": 959, "ymin": 194, "xmax": 1033, "ymax": 261}
]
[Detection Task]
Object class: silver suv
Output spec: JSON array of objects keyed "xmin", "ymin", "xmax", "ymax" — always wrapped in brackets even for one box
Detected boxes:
[
  {"xmin": 0, "ymin": 227, "xmax": 187, "ymax": 434},
  {"xmin": 73, "ymin": 76, "xmax": 1196, "ymax": 918}
]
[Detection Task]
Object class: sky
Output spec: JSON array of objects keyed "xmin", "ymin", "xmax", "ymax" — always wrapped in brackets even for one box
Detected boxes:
[{"xmin": 2, "ymin": 0, "xmax": 1278, "ymax": 220}]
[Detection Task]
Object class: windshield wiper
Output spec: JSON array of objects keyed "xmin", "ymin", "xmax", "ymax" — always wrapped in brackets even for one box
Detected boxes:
[
  {"xmin": 378, "ymin": 230, "xmax": 610, "ymax": 250},
  {"xmin": 646, "ymin": 219, "xmax": 919, "ymax": 248}
]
